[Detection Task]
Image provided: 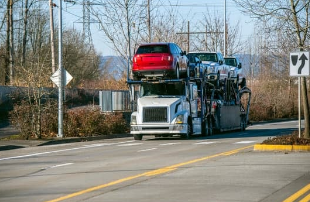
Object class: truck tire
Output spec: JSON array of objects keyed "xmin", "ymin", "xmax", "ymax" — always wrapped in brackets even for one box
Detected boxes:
[
  {"xmin": 133, "ymin": 134, "xmax": 143, "ymax": 140},
  {"xmin": 236, "ymin": 74, "xmax": 240, "ymax": 90},
  {"xmin": 176, "ymin": 65, "xmax": 180, "ymax": 79},
  {"xmin": 216, "ymin": 71, "xmax": 220, "ymax": 88},
  {"xmin": 207, "ymin": 118, "xmax": 213, "ymax": 136},
  {"xmin": 240, "ymin": 78, "xmax": 246, "ymax": 88},
  {"xmin": 181, "ymin": 121, "xmax": 192, "ymax": 139},
  {"xmin": 201, "ymin": 120, "xmax": 207, "ymax": 136}
]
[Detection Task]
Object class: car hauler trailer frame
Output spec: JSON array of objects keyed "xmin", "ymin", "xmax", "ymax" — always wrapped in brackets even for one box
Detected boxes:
[{"xmin": 127, "ymin": 68, "xmax": 251, "ymax": 140}]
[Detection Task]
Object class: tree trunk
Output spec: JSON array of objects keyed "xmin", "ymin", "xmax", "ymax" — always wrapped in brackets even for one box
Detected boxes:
[
  {"xmin": 49, "ymin": 0, "xmax": 56, "ymax": 75},
  {"xmin": 22, "ymin": 0, "xmax": 29, "ymax": 68},
  {"xmin": 5, "ymin": 0, "xmax": 10, "ymax": 85},
  {"xmin": 8, "ymin": 0, "xmax": 14, "ymax": 85}
]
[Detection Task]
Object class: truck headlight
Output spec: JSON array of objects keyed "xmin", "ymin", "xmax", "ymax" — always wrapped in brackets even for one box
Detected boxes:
[
  {"xmin": 175, "ymin": 114, "xmax": 184, "ymax": 124},
  {"xmin": 131, "ymin": 115, "xmax": 137, "ymax": 125}
]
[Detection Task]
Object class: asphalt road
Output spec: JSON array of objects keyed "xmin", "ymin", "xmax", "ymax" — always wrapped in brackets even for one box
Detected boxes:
[{"xmin": 0, "ymin": 120, "xmax": 309, "ymax": 202}]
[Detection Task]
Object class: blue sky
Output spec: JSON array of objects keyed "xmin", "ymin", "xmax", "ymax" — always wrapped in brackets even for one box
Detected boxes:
[{"xmin": 61, "ymin": 0, "xmax": 254, "ymax": 56}]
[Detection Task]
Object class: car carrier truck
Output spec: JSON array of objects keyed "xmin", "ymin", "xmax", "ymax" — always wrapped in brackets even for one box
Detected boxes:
[{"xmin": 127, "ymin": 67, "xmax": 251, "ymax": 140}]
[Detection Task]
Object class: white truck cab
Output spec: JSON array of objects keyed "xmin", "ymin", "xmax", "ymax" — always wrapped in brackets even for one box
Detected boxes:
[{"xmin": 130, "ymin": 81, "xmax": 205, "ymax": 140}]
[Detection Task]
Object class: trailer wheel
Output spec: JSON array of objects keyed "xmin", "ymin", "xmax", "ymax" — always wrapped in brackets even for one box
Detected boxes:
[
  {"xmin": 241, "ymin": 123, "xmax": 246, "ymax": 131},
  {"xmin": 201, "ymin": 120, "xmax": 207, "ymax": 136},
  {"xmin": 236, "ymin": 74, "xmax": 240, "ymax": 89},
  {"xmin": 176, "ymin": 65, "xmax": 180, "ymax": 79},
  {"xmin": 208, "ymin": 120, "xmax": 213, "ymax": 136},
  {"xmin": 133, "ymin": 134, "xmax": 143, "ymax": 140},
  {"xmin": 216, "ymin": 71, "xmax": 220, "ymax": 88},
  {"xmin": 241, "ymin": 120, "xmax": 246, "ymax": 131},
  {"xmin": 240, "ymin": 78, "xmax": 246, "ymax": 88}
]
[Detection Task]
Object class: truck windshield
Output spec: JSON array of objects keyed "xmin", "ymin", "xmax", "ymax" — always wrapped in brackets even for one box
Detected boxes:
[
  {"xmin": 140, "ymin": 83, "xmax": 185, "ymax": 97},
  {"xmin": 188, "ymin": 53, "xmax": 218, "ymax": 62},
  {"xmin": 224, "ymin": 58, "xmax": 237, "ymax": 66}
]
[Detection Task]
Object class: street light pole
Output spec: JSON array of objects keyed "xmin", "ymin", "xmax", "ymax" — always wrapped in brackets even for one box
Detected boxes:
[{"xmin": 58, "ymin": 0, "xmax": 63, "ymax": 138}]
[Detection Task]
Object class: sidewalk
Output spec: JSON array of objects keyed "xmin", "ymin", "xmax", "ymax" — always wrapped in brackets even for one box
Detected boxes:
[
  {"xmin": 0, "ymin": 122, "xmax": 131, "ymax": 151},
  {"xmin": 0, "ymin": 121, "xmax": 19, "ymax": 139}
]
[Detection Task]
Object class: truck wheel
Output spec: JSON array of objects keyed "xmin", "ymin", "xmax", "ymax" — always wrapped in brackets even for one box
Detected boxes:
[
  {"xmin": 133, "ymin": 134, "xmax": 143, "ymax": 140},
  {"xmin": 241, "ymin": 119, "xmax": 246, "ymax": 131},
  {"xmin": 176, "ymin": 65, "xmax": 180, "ymax": 79},
  {"xmin": 216, "ymin": 71, "xmax": 220, "ymax": 88},
  {"xmin": 240, "ymin": 78, "xmax": 246, "ymax": 88},
  {"xmin": 208, "ymin": 119, "xmax": 213, "ymax": 136},
  {"xmin": 181, "ymin": 122, "xmax": 192, "ymax": 139},
  {"xmin": 201, "ymin": 120, "xmax": 206, "ymax": 136}
]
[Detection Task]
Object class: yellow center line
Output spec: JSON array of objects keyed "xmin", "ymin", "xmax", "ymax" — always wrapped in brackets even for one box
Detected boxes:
[
  {"xmin": 300, "ymin": 193, "xmax": 310, "ymax": 202},
  {"xmin": 283, "ymin": 183, "xmax": 310, "ymax": 202},
  {"xmin": 45, "ymin": 145, "xmax": 253, "ymax": 202}
]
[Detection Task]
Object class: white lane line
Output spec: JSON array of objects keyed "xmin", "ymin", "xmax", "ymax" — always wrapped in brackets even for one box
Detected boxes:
[
  {"xmin": 43, "ymin": 163, "xmax": 74, "ymax": 170},
  {"xmin": 0, "ymin": 140, "xmax": 140, "ymax": 161},
  {"xmin": 83, "ymin": 143, "xmax": 114, "ymax": 147},
  {"xmin": 0, "ymin": 142, "xmax": 123, "ymax": 161},
  {"xmin": 195, "ymin": 141, "xmax": 216, "ymax": 145},
  {"xmin": 118, "ymin": 140, "xmax": 136, "ymax": 144},
  {"xmin": 118, "ymin": 143, "xmax": 143, "ymax": 147},
  {"xmin": 138, "ymin": 148, "xmax": 157, "ymax": 152},
  {"xmin": 235, "ymin": 141, "xmax": 256, "ymax": 144},
  {"xmin": 159, "ymin": 143, "xmax": 181, "ymax": 146}
]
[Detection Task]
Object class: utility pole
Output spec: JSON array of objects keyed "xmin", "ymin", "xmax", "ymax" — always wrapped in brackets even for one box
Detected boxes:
[
  {"xmin": 83, "ymin": 0, "xmax": 93, "ymax": 46},
  {"xmin": 58, "ymin": 0, "xmax": 64, "ymax": 138},
  {"xmin": 187, "ymin": 21, "xmax": 190, "ymax": 53},
  {"xmin": 176, "ymin": 21, "xmax": 223, "ymax": 52},
  {"xmin": 224, "ymin": 0, "xmax": 227, "ymax": 56},
  {"xmin": 126, "ymin": 0, "xmax": 132, "ymax": 81},
  {"xmin": 147, "ymin": 0, "xmax": 151, "ymax": 42}
]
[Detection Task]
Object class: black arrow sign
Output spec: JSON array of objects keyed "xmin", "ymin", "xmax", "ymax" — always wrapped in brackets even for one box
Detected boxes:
[{"xmin": 298, "ymin": 53, "xmax": 308, "ymax": 74}]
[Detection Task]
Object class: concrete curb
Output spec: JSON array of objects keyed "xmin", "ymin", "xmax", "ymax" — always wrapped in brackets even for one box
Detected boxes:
[{"xmin": 254, "ymin": 144, "xmax": 310, "ymax": 152}]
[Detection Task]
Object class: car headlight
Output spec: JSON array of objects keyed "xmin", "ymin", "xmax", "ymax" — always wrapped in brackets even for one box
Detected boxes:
[
  {"xmin": 175, "ymin": 114, "xmax": 184, "ymax": 124},
  {"xmin": 131, "ymin": 115, "xmax": 137, "ymax": 125}
]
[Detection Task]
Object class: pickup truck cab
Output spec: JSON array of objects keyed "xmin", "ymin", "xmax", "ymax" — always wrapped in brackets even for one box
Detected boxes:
[
  {"xmin": 224, "ymin": 56, "xmax": 246, "ymax": 88},
  {"xmin": 187, "ymin": 52, "xmax": 230, "ymax": 87}
]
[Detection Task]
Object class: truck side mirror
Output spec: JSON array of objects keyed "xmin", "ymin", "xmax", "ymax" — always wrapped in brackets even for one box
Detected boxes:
[
  {"xmin": 130, "ymin": 85, "xmax": 135, "ymax": 102},
  {"xmin": 219, "ymin": 60, "xmax": 223, "ymax": 65},
  {"xmin": 194, "ymin": 57, "xmax": 201, "ymax": 65},
  {"xmin": 238, "ymin": 63, "xmax": 242, "ymax": 69}
]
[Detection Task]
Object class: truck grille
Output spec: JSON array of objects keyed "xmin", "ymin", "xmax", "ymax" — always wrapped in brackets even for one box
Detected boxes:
[{"xmin": 143, "ymin": 107, "xmax": 167, "ymax": 122}]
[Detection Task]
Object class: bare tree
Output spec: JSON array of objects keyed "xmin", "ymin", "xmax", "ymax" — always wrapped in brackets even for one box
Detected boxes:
[
  {"xmin": 49, "ymin": 0, "xmax": 56, "ymax": 76},
  {"xmin": 234, "ymin": 0, "xmax": 310, "ymax": 138},
  {"xmin": 90, "ymin": 0, "xmax": 146, "ymax": 59},
  {"xmin": 6, "ymin": 0, "xmax": 14, "ymax": 85},
  {"xmin": 189, "ymin": 11, "xmax": 243, "ymax": 55}
]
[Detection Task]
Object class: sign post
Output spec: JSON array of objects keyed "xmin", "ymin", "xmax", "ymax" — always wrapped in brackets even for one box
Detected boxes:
[
  {"xmin": 50, "ymin": 68, "xmax": 73, "ymax": 138},
  {"xmin": 290, "ymin": 51, "xmax": 310, "ymax": 138}
]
